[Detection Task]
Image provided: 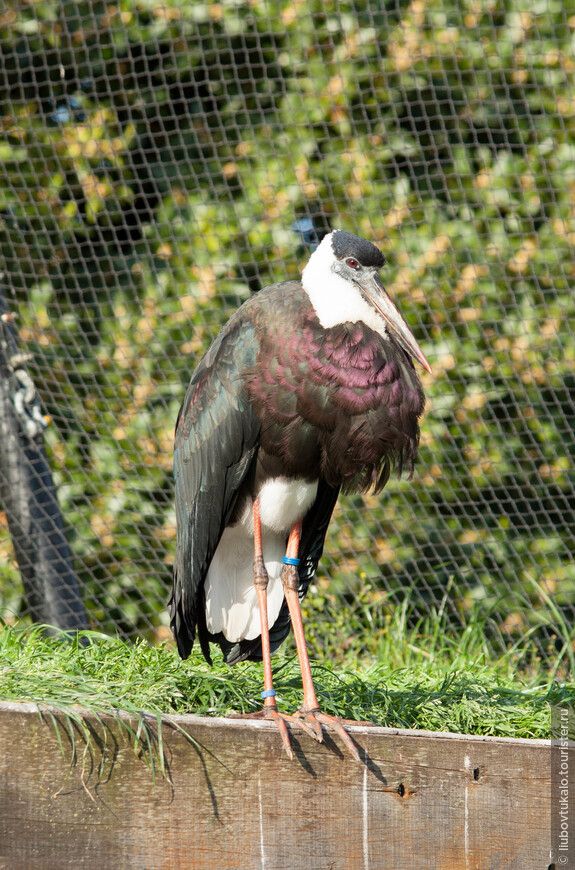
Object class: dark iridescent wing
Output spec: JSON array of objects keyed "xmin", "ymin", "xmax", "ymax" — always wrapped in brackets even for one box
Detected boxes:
[{"xmin": 169, "ymin": 312, "xmax": 261, "ymax": 661}]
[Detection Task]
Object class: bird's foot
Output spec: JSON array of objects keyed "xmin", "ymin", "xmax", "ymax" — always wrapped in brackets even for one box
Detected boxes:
[
  {"xmin": 241, "ymin": 705, "xmax": 321, "ymax": 760},
  {"xmin": 238, "ymin": 705, "xmax": 360, "ymax": 761},
  {"xmin": 293, "ymin": 707, "xmax": 361, "ymax": 762}
]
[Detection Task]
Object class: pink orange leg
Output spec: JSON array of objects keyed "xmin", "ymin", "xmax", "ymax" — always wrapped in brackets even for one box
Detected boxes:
[
  {"xmin": 248, "ymin": 498, "xmax": 317, "ymax": 759},
  {"xmin": 281, "ymin": 521, "xmax": 360, "ymax": 762}
]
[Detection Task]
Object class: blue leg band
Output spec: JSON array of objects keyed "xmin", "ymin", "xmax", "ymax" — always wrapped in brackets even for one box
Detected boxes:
[
  {"xmin": 282, "ymin": 556, "xmax": 300, "ymax": 566},
  {"xmin": 261, "ymin": 688, "xmax": 276, "ymax": 699}
]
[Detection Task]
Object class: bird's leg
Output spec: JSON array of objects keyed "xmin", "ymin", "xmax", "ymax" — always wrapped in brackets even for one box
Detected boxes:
[
  {"xmin": 253, "ymin": 498, "xmax": 276, "ymax": 711},
  {"xmin": 250, "ymin": 498, "xmax": 317, "ymax": 759},
  {"xmin": 279, "ymin": 521, "xmax": 320, "ymax": 724},
  {"xmin": 281, "ymin": 521, "xmax": 361, "ymax": 762}
]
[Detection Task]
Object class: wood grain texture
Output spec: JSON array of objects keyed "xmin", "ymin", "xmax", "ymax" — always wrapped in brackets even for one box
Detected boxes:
[{"xmin": 0, "ymin": 701, "xmax": 556, "ymax": 870}]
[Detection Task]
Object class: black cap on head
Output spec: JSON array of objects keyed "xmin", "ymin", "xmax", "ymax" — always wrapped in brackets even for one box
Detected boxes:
[{"xmin": 331, "ymin": 230, "xmax": 385, "ymax": 269}]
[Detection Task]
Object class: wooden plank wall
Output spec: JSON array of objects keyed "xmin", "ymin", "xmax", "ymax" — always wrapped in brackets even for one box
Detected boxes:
[{"xmin": 0, "ymin": 702, "xmax": 558, "ymax": 869}]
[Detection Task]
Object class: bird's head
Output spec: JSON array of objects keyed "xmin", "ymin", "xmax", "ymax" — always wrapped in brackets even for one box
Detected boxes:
[{"xmin": 302, "ymin": 230, "xmax": 431, "ymax": 373}]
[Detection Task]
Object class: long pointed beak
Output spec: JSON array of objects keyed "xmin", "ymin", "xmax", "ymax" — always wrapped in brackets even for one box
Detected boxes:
[{"xmin": 363, "ymin": 275, "xmax": 432, "ymax": 374}]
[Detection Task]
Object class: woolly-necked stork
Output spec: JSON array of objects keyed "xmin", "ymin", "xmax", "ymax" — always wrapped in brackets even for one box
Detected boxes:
[{"xmin": 169, "ymin": 230, "xmax": 430, "ymax": 760}]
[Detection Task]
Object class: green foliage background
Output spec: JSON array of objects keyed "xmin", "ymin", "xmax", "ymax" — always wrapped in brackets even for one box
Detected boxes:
[{"xmin": 0, "ymin": 0, "xmax": 573, "ymax": 666}]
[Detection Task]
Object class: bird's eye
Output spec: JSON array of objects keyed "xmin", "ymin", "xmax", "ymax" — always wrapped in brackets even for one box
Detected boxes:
[{"xmin": 346, "ymin": 257, "xmax": 360, "ymax": 270}]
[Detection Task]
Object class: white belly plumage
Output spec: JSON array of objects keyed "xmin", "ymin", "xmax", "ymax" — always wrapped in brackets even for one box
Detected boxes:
[{"xmin": 204, "ymin": 478, "xmax": 318, "ymax": 642}]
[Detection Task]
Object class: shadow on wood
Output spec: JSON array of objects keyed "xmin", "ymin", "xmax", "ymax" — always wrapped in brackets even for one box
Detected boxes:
[{"xmin": 0, "ymin": 701, "xmax": 559, "ymax": 869}]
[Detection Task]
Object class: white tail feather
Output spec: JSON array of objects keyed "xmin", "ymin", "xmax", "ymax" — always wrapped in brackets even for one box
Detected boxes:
[
  {"xmin": 204, "ymin": 525, "xmax": 286, "ymax": 642},
  {"xmin": 205, "ymin": 477, "xmax": 318, "ymax": 643}
]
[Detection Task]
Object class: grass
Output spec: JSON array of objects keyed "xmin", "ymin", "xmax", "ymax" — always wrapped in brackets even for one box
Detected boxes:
[{"xmin": 1, "ymin": 606, "xmax": 573, "ymax": 744}]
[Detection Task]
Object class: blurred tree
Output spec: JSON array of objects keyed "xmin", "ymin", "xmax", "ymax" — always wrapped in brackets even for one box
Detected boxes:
[{"xmin": 0, "ymin": 0, "xmax": 573, "ymax": 660}]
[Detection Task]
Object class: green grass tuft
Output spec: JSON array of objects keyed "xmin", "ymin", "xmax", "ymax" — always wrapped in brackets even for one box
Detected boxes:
[{"xmin": 1, "ymin": 618, "xmax": 573, "ymax": 741}]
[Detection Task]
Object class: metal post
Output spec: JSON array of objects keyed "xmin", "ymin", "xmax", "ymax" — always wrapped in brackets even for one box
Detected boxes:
[{"xmin": 0, "ymin": 288, "xmax": 87, "ymax": 632}]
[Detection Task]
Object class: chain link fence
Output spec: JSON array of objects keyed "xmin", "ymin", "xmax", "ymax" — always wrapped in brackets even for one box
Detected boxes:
[{"xmin": 1, "ymin": 0, "xmax": 573, "ymax": 664}]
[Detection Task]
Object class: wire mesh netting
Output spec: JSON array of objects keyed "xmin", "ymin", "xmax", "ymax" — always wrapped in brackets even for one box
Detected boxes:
[{"xmin": 1, "ymin": 0, "xmax": 573, "ymax": 664}]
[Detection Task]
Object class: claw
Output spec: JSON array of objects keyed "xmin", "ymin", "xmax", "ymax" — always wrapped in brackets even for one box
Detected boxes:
[
  {"xmin": 266, "ymin": 707, "xmax": 294, "ymax": 760},
  {"xmin": 293, "ymin": 707, "xmax": 323, "ymax": 743},
  {"xmin": 241, "ymin": 705, "xmax": 320, "ymax": 759},
  {"xmin": 295, "ymin": 708, "xmax": 361, "ymax": 762}
]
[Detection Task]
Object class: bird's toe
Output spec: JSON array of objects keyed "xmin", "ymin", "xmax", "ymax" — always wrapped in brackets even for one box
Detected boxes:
[{"xmin": 299, "ymin": 708, "xmax": 361, "ymax": 762}]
